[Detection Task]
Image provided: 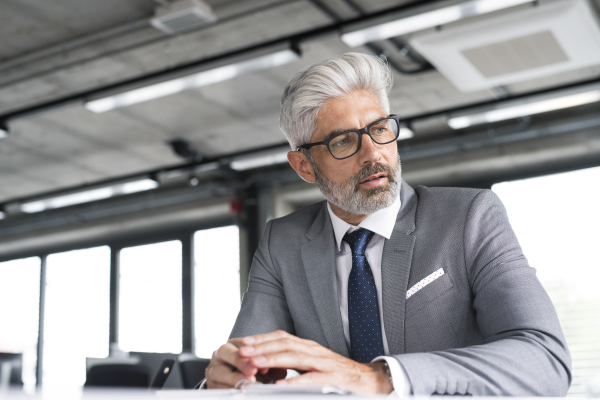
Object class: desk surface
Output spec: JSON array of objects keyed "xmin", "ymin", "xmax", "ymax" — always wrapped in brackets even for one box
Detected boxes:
[{"xmin": 0, "ymin": 388, "xmax": 577, "ymax": 400}]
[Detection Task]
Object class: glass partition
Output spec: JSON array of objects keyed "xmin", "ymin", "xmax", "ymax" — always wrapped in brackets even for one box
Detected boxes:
[
  {"xmin": 0, "ymin": 257, "xmax": 41, "ymax": 391},
  {"xmin": 43, "ymin": 247, "xmax": 110, "ymax": 392},
  {"xmin": 493, "ymin": 166, "xmax": 600, "ymax": 396},
  {"xmin": 194, "ymin": 226, "xmax": 241, "ymax": 358},
  {"xmin": 119, "ymin": 240, "xmax": 182, "ymax": 353}
]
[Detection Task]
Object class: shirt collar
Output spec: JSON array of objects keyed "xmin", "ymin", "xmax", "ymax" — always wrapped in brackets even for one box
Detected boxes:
[{"xmin": 327, "ymin": 195, "xmax": 401, "ymax": 252}]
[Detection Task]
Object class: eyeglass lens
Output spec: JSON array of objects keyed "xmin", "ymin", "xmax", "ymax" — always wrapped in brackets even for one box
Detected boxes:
[{"xmin": 328, "ymin": 118, "xmax": 399, "ymax": 159}]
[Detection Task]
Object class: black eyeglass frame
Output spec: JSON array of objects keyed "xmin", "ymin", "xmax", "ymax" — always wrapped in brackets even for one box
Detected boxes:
[{"xmin": 296, "ymin": 114, "xmax": 402, "ymax": 160}]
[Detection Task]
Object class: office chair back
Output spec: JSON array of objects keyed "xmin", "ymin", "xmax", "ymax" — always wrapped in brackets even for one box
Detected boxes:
[
  {"xmin": 85, "ymin": 363, "xmax": 150, "ymax": 388},
  {"xmin": 0, "ymin": 353, "xmax": 23, "ymax": 387},
  {"xmin": 178, "ymin": 358, "xmax": 210, "ymax": 389}
]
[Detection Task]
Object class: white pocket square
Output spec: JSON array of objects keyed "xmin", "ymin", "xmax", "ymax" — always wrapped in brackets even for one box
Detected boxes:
[{"xmin": 406, "ymin": 268, "xmax": 445, "ymax": 299}]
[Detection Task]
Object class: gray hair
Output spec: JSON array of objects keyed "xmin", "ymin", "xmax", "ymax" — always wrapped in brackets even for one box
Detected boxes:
[{"xmin": 279, "ymin": 52, "xmax": 394, "ymax": 150}]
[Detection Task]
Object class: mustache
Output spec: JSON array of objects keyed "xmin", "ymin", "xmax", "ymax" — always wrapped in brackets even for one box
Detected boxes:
[{"xmin": 351, "ymin": 163, "xmax": 397, "ymax": 190}]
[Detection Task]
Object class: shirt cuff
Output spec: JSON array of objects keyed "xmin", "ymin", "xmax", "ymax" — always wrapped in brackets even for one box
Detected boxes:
[
  {"xmin": 196, "ymin": 377, "xmax": 208, "ymax": 389},
  {"xmin": 373, "ymin": 356, "xmax": 412, "ymax": 397}
]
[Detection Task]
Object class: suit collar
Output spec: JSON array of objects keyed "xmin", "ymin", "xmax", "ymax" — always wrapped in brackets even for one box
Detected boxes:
[
  {"xmin": 394, "ymin": 179, "xmax": 417, "ymax": 235},
  {"xmin": 305, "ymin": 201, "xmax": 330, "ymax": 240}
]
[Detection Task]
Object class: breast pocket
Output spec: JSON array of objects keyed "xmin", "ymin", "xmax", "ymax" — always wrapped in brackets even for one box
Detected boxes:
[
  {"xmin": 405, "ymin": 270, "xmax": 454, "ymax": 319},
  {"xmin": 404, "ymin": 271, "xmax": 460, "ymax": 351}
]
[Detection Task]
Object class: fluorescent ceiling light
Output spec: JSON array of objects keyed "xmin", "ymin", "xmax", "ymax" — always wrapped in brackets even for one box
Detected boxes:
[
  {"xmin": 85, "ymin": 47, "xmax": 299, "ymax": 113},
  {"xmin": 448, "ymin": 90, "xmax": 600, "ymax": 129},
  {"xmin": 341, "ymin": 0, "xmax": 533, "ymax": 47},
  {"xmin": 20, "ymin": 178, "xmax": 159, "ymax": 214},
  {"xmin": 398, "ymin": 127, "xmax": 414, "ymax": 141},
  {"xmin": 230, "ymin": 150, "xmax": 289, "ymax": 171},
  {"xmin": 0, "ymin": 211, "xmax": 5, "ymax": 220}
]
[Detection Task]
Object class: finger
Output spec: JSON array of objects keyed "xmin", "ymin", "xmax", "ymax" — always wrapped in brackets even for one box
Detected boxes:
[
  {"xmin": 215, "ymin": 343, "xmax": 257, "ymax": 376},
  {"xmin": 207, "ymin": 364, "xmax": 255, "ymax": 388},
  {"xmin": 249, "ymin": 351, "xmax": 337, "ymax": 372},
  {"xmin": 240, "ymin": 336, "xmax": 325, "ymax": 359},
  {"xmin": 242, "ymin": 330, "xmax": 292, "ymax": 345}
]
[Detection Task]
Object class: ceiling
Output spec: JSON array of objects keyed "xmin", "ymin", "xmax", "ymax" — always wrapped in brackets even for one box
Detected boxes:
[{"xmin": 1, "ymin": 0, "xmax": 600, "ymax": 206}]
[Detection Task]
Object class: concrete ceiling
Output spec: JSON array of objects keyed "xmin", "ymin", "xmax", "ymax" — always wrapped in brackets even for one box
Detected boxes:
[{"xmin": 1, "ymin": 0, "xmax": 600, "ymax": 205}]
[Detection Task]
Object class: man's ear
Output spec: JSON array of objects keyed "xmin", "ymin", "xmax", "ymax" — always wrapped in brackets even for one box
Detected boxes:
[{"xmin": 287, "ymin": 151, "xmax": 317, "ymax": 183}]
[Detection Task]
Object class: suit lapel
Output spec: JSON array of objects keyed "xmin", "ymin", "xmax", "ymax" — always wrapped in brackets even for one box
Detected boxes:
[
  {"xmin": 300, "ymin": 204, "xmax": 350, "ymax": 358},
  {"xmin": 382, "ymin": 180, "xmax": 418, "ymax": 355},
  {"xmin": 381, "ymin": 233, "xmax": 415, "ymax": 355}
]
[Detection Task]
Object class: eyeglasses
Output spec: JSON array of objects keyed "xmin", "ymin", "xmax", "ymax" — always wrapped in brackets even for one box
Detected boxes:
[{"xmin": 297, "ymin": 115, "xmax": 401, "ymax": 160}]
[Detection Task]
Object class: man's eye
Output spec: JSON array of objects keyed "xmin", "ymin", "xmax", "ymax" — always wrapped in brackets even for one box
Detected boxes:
[
  {"xmin": 372, "ymin": 127, "xmax": 388, "ymax": 135},
  {"xmin": 331, "ymin": 135, "xmax": 353, "ymax": 147},
  {"xmin": 332, "ymin": 138, "xmax": 348, "ymax": 147}
]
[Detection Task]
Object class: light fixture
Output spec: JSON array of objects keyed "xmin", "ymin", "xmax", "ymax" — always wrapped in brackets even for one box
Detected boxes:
[
  {"xmin": 398, "ymin": 127, "xmax": 414, "ymax": 141},
  {"xmin": 448, "ymin": 90, "xmax": 600, "ymax": 129},
  {"xmin": 19, "ymin": 178, "xmax": 159, "ymax": 214},
  {"xmin": 230, "ymin": 149, "xmax": 290, "ymax": 171},
  {"xmin": 85, "ymin": 44, "xmax": 300, "ymax": 113},
  {"xmin": 0, "ymin": 211, "xmax": 5, "ymax": 220},
  {"xmin": 341, "ymin": 0, "xmax": 533, "ymax": 47}
]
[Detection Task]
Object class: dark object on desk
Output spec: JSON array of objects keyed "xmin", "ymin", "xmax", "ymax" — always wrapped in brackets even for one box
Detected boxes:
[
  {"xmin": 84, "ymin": 364, "xmax": 150, "ymax": 388},
  {"xmin": 178, "ymin": 357, "xmax": 210, "ymax": 389},
  {"xmin": 0, "ymin": 353, "xmax": 23, "ymax": 387},
  {"xmin": 150, "ymin": 358, "xmax": 175, "ymax": 389}
]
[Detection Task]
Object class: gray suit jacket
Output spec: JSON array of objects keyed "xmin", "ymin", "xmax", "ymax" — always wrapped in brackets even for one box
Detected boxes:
[{"xmin": 230, "ymin": 180, "xmax": 571, "ymax": 396}]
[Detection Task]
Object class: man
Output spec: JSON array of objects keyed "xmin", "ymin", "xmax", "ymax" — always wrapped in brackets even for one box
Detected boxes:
[{"xmin": 203, "ymin": 52, "xmax": 571, "ymax": 395}]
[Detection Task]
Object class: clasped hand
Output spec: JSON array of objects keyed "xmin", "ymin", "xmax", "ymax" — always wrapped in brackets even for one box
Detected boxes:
[{"xmin": 205, "ymin": 330, "xmax": 393, "ymax": 394}]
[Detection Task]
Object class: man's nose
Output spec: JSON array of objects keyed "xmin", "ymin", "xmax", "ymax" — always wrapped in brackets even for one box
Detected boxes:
[{"xmin": 357, "ymin": 133, "xmax": 382, "ymax": 163}]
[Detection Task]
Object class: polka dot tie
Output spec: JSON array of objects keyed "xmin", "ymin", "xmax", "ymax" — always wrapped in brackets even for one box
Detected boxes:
[{"xmin": 343, "ymin": 228, "xmax": 384, "ymax": 363}]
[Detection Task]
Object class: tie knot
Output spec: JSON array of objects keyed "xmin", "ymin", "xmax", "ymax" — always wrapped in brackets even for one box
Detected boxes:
[{"xmin": 343, "ymin": 228, "xmax": 375, "ymax": 256}]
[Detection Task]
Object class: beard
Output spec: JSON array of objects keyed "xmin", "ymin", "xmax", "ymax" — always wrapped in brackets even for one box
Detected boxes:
[{"xmin": 309, "ymin": 156, "xmax": 402, "ymax": 216}]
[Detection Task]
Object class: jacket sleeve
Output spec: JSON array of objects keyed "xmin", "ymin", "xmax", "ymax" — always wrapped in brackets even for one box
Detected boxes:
[
  {"xmin": 229, "ymin": 219, "xmax": 295, "ymax": 339},
  {"xmin": 394, "ymin": 190, "xmax": 571, "ymax": 396}
]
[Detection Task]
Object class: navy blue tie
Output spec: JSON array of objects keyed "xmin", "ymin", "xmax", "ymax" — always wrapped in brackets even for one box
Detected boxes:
[{"xmin": 344, "ymin": 228, "xmax": 384, "ymax": 363}]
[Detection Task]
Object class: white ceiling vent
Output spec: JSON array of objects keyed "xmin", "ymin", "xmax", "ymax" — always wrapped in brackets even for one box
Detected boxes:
[
  {"xmin": 150, "ymin": 0, "xmax": 217, "ymax": 34},
  {"xmin": 409, "ymin": 0, "xmax": 600, "ymax": 92}
]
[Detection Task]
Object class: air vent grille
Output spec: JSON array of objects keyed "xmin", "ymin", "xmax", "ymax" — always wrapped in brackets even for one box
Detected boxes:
[
  {"xmin": 461, "ymin": 30, "xmax": 569, "ymax": 78},
  {"xmin": 408, "ymin": 0, "xmax": 600, "ymax": 92}
]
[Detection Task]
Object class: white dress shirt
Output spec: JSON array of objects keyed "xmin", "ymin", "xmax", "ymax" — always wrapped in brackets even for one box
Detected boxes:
[{"xmin": 327, "ymin": 197, "xmax": 411, "ymax": 397}]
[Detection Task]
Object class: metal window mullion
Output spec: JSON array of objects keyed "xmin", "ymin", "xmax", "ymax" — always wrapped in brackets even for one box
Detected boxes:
[
  {"xmin": 109, "ymin": 246, "xmax": 120, "ymax": 348},
  {"xmin": 182, "ymin": 233, "xmax": 194, "ymax": 354},
  {"xmin": 36, "ymin": 255, "xmax": 47, "ymax": 387}
]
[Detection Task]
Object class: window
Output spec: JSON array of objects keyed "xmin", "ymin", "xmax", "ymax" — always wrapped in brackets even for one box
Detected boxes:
[
  {"xmin": 194, "ymin": 226, "xmax": 241, "ymax": 358},
  {"xmin": 493, "ymin": 166, "xmax": 600, "ymax": 396},
  {"xmin": 42, "ymin": 247, "xmax": 110, "ymax": 392},
  {"xmin": 0, "ymin": 257, "xmax": 40, "ymax": 391},
  {"xmin": 119, "ymin": 240, "xmax": 182, "ymax": 353}
]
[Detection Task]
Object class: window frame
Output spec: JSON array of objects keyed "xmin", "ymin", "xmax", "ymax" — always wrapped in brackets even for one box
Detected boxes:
[{"xmin": 0, "ymin": 216, "xmax": 234, "ymax": 387}]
